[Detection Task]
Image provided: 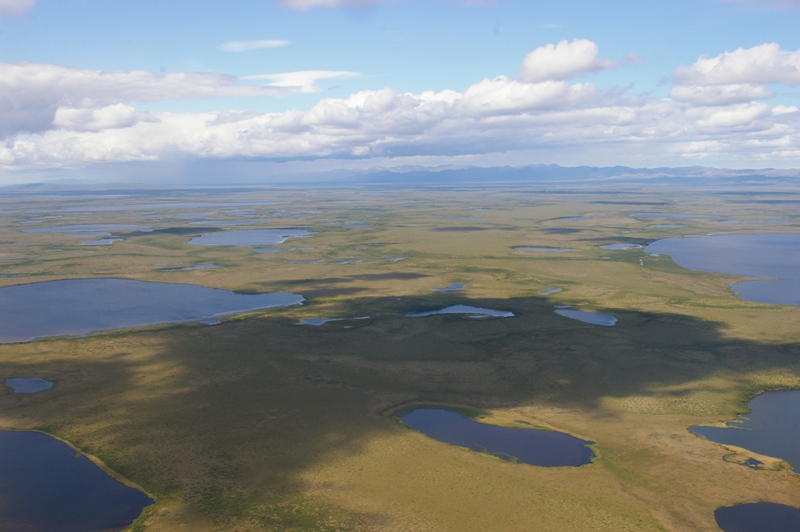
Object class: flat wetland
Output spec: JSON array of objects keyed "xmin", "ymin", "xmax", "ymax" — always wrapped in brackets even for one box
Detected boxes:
[{"xmin": 1, "ymin": 183, "xmax": 799, "ymax": 530}]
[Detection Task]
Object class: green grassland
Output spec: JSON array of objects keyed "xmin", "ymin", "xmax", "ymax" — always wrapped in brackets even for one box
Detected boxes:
[{"xmin": 1, "ymin": 183, "xmax": 799, "ymax": 530}]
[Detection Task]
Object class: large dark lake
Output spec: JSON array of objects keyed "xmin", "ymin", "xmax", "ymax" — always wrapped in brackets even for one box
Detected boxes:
[
  {"xmin": 691, "ymin": 390, "xmax": 800, "ymax": 471},
  {"xmin": 645, "ymin": 233, "xmax": 800, "ymax": 305},
  {"xmin": 0, "ymin": 279, "xmax": 304, "ymax": 343},
  {"xmin": 715, "ymin": 503, "xmax": 800, "ymax": 532},
  {"xmin": 398, "ymin": 408, "xmax": 594, "ymax": 467},
  {"xmin": 0, "ymin": 430, "xmax": 153, "ymax": 531}
]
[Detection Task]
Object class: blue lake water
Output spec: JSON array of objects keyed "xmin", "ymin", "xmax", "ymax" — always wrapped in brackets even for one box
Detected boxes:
[
  {"xmin": 645, "ymin": 234, "xmax": 800, "ymax": 305},
  {"xmin": 432, "ymin": 284, "xmax": 466, "ymax": 291},
  {"xmin": 5, "ymin": 377, "xmax": 53, "ymax": 393},
  {"xmin": 407, "ymin": 305, "xmax": 514, "ymax": 318},
  {"xmin": 297, "ymin": 318, "xmax": 344, "ymax": 326},
  {"xmin": 555, "ymin": 309, "xmax": 617, "ymax": 326},
  {"xmin": 398, "ymin": 408, "xmax": 594, "ymax": 467},
  {"xmin": 0, "ymin": 430, "xmax": 153, "ymax": 531},
  {"xmin": 715, "ymin": 503, "xmax": 800, "ymax": 532},
  {"xmin": 0, "ymin": 279, "xmax": 304, "ymax": 343},
  {"xmin": 188, "ymin": 229, "xmax": 313, "ymax": 246},
  {"xmin": 691, "ymin": 390, "xmax": 800, "ymax": 471},
  {"xmin": 540, "ymin": 288, "xmax": 562, "ymax": 295}
]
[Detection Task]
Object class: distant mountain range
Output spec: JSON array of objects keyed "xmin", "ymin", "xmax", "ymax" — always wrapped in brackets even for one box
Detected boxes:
[
  {"xmin": 3, "ymin": 163, "xmax": 800, "ymax": 190},
  {"xmin": 306, "ymin": 164, "xmax": 800, "ymax": 186}
]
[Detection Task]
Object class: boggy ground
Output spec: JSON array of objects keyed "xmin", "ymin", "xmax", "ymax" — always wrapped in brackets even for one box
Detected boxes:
[{"xmin": 0, "ymin": 184, "xmax": 799, "ymax": 530}]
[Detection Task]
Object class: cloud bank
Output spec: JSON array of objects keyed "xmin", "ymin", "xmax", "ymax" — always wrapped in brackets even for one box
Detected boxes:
[{"xmin": 1, "ymin": 41, "xmax": 798, "ymax": 171}]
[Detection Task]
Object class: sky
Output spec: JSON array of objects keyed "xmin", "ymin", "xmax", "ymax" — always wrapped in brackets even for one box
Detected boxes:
[{"xmin": 1, "ymin": 0, "xmax": 799, "ymax": 184}]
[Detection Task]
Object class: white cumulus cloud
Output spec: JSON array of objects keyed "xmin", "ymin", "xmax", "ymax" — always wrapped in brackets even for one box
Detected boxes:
[
  {"xmin": 669, "ymin": 83, "xmax": 773, "ymax": 105},
  {"xmin": 52, "ymin": 104, "xmax": 139, "ymax": 131},
  {"xmin": 1, "ymin": 40, "xmax": 798, "ymax": 172},
  {"xmin": 674, "ymin": 43, "xmax": 800, "ymax": 85},
  {"xmin": 0, "ymin": 62, "xmax": 358, "ymax": 137},
  {"xmin": 518, "ymin": 39, "xmax": 617, "ymax": 83}
]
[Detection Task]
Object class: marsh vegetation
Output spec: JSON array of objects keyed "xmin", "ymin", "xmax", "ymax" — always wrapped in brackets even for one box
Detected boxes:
[{"xmin": 0, "ymin": 182, "xmax": 799, "ymax": 530}]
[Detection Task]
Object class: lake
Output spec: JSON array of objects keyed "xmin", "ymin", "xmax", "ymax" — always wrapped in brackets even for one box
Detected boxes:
[
  {"xmin": 0, "ymin": 279, "xmax": 304, "ymax": 343},
  {"xmin": 5, "ymin": 377, "xmax": 53, "ymax": 393},
  {"xmin": 407, "ymin": 305, "xmax": 514, "ymax": 318},
  {"xmin": 432, "ymin": 283, "xmax": 466, "ymax": 291},
  {"xmin": 397, "ymin": 408, "xmax": 594, "ymax": 467},
  {"xmin": 555, "ymin": 309, "xmax": 617, "ymax": 326},
  {"xmin": 188, "ymin": 229, "xmax": 313, "ymax": 246},
  {"xmin": 715, "ymin": 503, "xmax": 800, "ymax": 532},
  {"xmin": 690, "ymin": 390, "xmax": 800, "ymax": 471},
  {"xmin": 0, "ymin": 430, "xmax": 153, "ymax": 531},
  {"xmin": 645, "ymin": 233, "xmax": 800, "ymax": 305}
]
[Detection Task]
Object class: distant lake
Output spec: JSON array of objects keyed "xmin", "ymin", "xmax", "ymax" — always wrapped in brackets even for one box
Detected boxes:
[
  {"xmin": 188, "ymin": 229, "xmax": 313, "ymax": 246},
  {"xmin": 397, "ymin": 408, "xmax": 594, "ymax": 467},
  {"xmin": 645, "ymin": 234, "xmax": 800, "ymax": 305},
  {"xmin": 0, "ymin": 279, "xmax": 304, "ymax": 343},
  {"xmin": 407, "ymin": 305, "xmax": 514, "ymax": 318},
  {"xmin": 0, "ymin": 430, "xmax": 153, "ymax": 531},
  {"xmin": 715, "ymin": 503, "xmax": 800, "ymax": 532},
  {"xmin": 555, "ymin": 309, "xmax": 617, "ymax": 326},
  {"xmin": 691, "ymin": 390, "xmax": 800, "ymax": 471}
]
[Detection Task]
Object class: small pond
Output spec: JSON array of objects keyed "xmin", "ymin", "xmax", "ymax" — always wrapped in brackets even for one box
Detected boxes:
[
  {"xmin": 82, "ymin": 238, "xmax": 121, "ymax": 246},
  {"xmin": 690, "ymin": 390, "xmax": 800, "ymax": 471},
  {"xmin": 715, "ymin": 503, "xmax": 800, "ymax": 532},
  {"xmin": 188, "ymin": 229, "xmax": 313, "ymax": 246},
  {"xmin": 297, "ymin": 318, "xmax": 344, "ymax": 326},
  {"xmin": 645, "ymin": 234, "xmax": 800, "ymax": 306},
  {"xmin": 0, "ymin": 430, "xmax": 153, "ymax": 531},
  {"xmin": 5, "ymin": 377, "xmax": 53, "ymax": 393},
  {"xmin": 540, "ymin": 288, "xmax": 562, "ymax": 295},
  {"xmin": 514, "ymin": 246, "xmax": 573, "ymax": 253},
  {"xmin": 432, "ymin": 284, "xmax": 466, "ymax": 291},
  {"xmin": 0, "ymin": 279, "xmax": 304, "ymax": 343},
  {"xmin": 555, "ymin": 309, "xmax": 617, "ymax": 326},
  {"xmin": 397, "ymin": 408, "xmax": 594, "ymax": 467},
  {"xmin": 407, "ymin": 305, "xmax": 514, "ymax": 318}
]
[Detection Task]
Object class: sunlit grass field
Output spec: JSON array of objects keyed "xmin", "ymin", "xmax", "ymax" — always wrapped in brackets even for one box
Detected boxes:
[{"xmin": 1, "ymin": 183, "xmax": 799, "ymax": 530}]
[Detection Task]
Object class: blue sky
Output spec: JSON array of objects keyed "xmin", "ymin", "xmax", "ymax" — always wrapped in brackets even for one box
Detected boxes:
[{"xmin": 1, "ymin": 0, "xmax": 799, "ymax": 183}]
